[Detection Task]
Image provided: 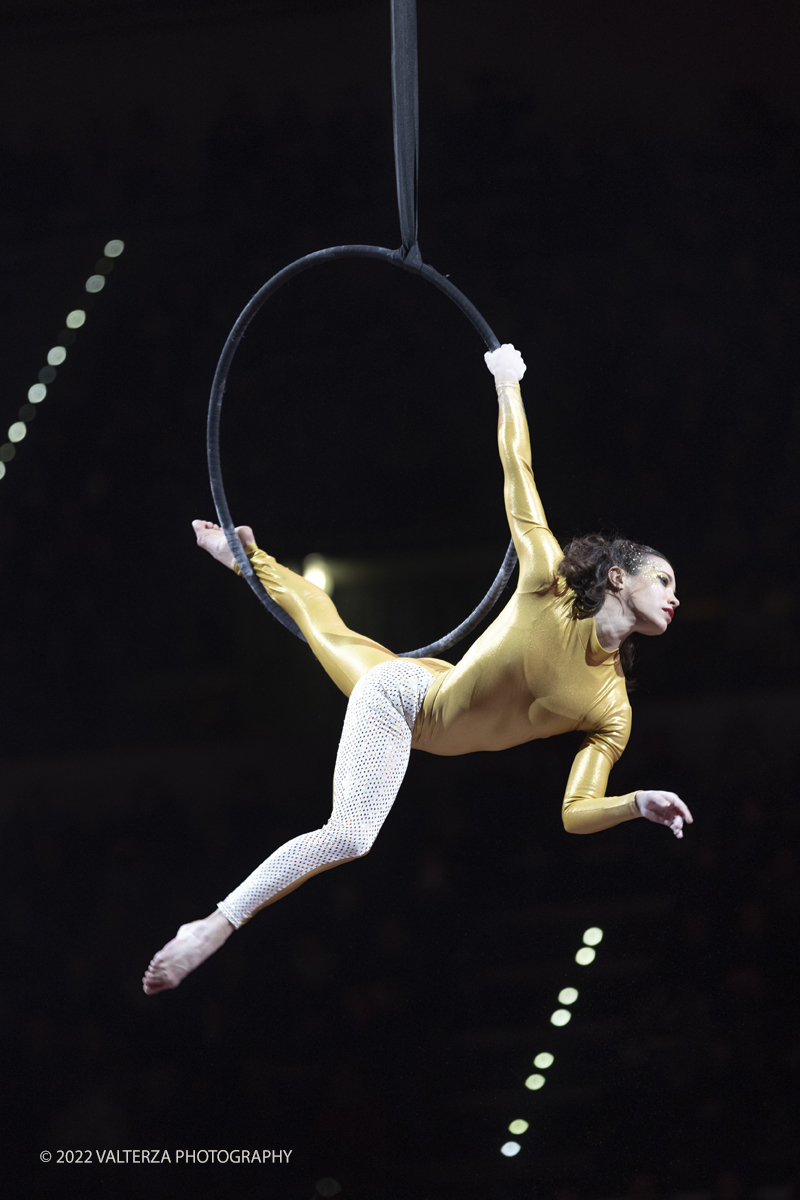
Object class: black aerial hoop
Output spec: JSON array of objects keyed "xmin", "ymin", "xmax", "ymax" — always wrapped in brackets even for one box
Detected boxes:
[{"xmin": 206, "ymin": 0, "xmax": 519, "ymax": 659}]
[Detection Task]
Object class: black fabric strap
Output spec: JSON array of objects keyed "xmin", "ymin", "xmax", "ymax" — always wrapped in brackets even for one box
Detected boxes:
[
  {"xmin": 390, "ymin": 0, "xmax": 422, "ymax": 266},
  {"xmin": 206, "ymin": 1, "xmax": 519, "ymax": 658}
]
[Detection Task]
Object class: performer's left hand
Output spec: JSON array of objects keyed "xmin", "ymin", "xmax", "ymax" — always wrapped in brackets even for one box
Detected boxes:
[
  {"xmin": 635, "ymin": 790, "xmax": 693, "ymax": 838},
  {"xmin": 485, "ymin": 343, "xmax": 527, "ymax": 383}
]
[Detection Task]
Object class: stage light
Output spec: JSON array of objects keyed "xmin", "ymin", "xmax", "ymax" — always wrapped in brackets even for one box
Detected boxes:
[
  {"xmin": 2, "ymin": 240, "xmax": 122, "ymax": 483},
  {"xmin": 303, "ymin": 554, "xmax": 333, "ymax": 595},
  {"xmin": 498, "ymin": 931, "xmax": 611, "ymax": 1155},
  {"xmin": 500, "ymin": 1141, "xmax": 521, "ymax": 1157}
]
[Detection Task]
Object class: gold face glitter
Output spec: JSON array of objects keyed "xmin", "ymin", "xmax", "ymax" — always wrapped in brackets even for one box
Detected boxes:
[
  {"xmin": 638, "ymin": 560, "xmax": 674, "ymax": 592},
  {"xmin": 638, "ymin": 561, "xmax": 663, "ymax": 584}
]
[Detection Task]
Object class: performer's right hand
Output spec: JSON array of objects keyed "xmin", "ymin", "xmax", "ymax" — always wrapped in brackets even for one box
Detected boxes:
[
  {"xmin": 484, "ymin": 343, "xmax": 526, "ymax": 383},
  {"xmin": 635, "ymin": 790, "xmax": 694, "ymax": 838}
]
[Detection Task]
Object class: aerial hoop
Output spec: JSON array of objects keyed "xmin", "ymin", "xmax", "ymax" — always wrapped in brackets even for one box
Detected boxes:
[{"xmin": 206, "ymin": 242, "xmax": 519, "ymax": 658}]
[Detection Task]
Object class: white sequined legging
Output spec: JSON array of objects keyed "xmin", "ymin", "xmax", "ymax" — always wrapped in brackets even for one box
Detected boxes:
[{"xmin": 217, "ymin": 659, "xmax": 435, "ymax": 929}]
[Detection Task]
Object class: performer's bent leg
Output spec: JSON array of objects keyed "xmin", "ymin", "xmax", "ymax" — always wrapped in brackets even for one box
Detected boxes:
[
  {"xmin": 142, "ymin": 660, "xmax": 435, "ymax": 992},
  {"xmin": 218, "ymin": 659, "xmax": 435, "ymax": 926}
]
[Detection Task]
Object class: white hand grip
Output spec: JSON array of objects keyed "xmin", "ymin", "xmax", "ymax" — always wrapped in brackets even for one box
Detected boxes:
[{"xmin": 484, "ymin": 343, "xmax": 527, "ymax": 383}]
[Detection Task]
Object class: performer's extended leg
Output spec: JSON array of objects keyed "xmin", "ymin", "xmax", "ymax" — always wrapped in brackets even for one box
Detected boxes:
[
  {"xmin": 189, "ymin": 521, "xmax": 450, "ymax": 694},
  {"xmin": 239, "ymin": 543, "xmax": 452, "ymax": 696},
  {"xmin": 142, "ymin": 659, "xmax": 434, "ymax": 993}
]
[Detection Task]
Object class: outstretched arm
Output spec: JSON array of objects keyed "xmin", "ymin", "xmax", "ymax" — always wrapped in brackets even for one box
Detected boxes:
[
  {"xmin": 562, "ymin": 733, "xmax": 693, "ymax": 837},
  {"xmin": 561, "ymin": 731, "xmax": 641, "ymax": 834},
  {"xmin": 485, "ymin": 345, "xmax": 562, "ymax": 591}
]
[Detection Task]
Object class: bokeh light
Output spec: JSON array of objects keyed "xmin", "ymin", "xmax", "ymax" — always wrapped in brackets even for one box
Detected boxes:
[
  {"xmin": 534, "ymin": 1052, "xmax": 554, "ymax": 1069},
  {"xmin": 558, "ymin": 987, "xmax": 578, "ymax": 1005},
  {"xmin": 575, "ymin": 946, "xmax": 596, "ymax": 965},
  {"xmin": 5, "ymin": 242, "xmax": 119, "ymax": 481},
  {"xmin": 583, "ymin": 927, "xmax": 603, "ymax": 946},
  {"xmin": 550, "ymin": 1008, "xmax": 571, "ymax": 1026},
  {"xmin": 0, "ymin": 462, "xmax": 5, "ymax": 480},
  {"xmin": 525, "ymin": 1073, "xmax": 545, "ymax": 1090},
  {"xmin": 508, "ymin": 1119, "xmax": 529, "ymax": 1134},
  {"xmin": 303, "ymin": 554, "xmax": 333, "ymax": 595},
  {"xmin": 314, "ymin": 1179, "xmax": 342, "ymax": 1198},
  {"xmin": 500, "ymin": 1141, "xmax": 521, "ymax": 1157}
]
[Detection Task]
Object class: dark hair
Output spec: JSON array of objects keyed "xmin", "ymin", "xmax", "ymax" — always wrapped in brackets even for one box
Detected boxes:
[{"xmin": 557, "ymin": 534, "xmax": 670, "ymax": 682}]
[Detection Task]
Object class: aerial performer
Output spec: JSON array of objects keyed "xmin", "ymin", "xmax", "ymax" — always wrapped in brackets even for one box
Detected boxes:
[{"xmin": 142, "ymin": 343, "xmax": 692, "ymax": 995}]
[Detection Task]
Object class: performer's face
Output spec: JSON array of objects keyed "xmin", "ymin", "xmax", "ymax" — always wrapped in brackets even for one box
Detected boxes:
[{"xmin": 623, "ymin": 557, "xmax": 679, "ymax": 635}]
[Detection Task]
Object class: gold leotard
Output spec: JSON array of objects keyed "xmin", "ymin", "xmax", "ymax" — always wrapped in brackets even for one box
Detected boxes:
[{"xmin": 238, "ymin": 380, "xmax": 641, "ymax": 836}]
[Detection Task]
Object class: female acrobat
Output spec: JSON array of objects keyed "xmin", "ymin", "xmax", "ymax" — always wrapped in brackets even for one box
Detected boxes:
[{"xmin": 143, "ymin": 344, "xmax": 692, "ymax": 995}]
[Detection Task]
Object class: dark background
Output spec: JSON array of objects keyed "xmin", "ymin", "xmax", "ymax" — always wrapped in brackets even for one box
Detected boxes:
[{"xmin": 1, "ymin": 2, "xmax": 799, "ymax": 1198}]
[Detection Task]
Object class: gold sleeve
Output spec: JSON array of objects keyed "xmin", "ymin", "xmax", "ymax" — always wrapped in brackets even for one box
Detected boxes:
[
  {"xmin": 496, "ymin": 382, "xmax": 564, "ymax": 591},
  {"xmin": 233, "ymin": 544, "xmax": 291, "ymax": 607},
  {"xmin": 561, "ymin": 733, "xmax": 640, "ymax": 834}
]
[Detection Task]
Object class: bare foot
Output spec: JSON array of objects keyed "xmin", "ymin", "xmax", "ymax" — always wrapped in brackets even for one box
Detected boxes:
[
  {"xmin": 192, "ymin": 520, "xmax": 255, "ymax": 570},
  {"xmin": 142, "ymin": 909, "xmax": 235, "ymax": 995}
]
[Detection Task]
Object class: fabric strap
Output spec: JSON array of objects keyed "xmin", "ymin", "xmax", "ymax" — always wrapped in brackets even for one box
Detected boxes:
[
  {"xmin": 205, "ymin": 1, "xmax": 519, "ymax": 657},
  {"xmin": 391, "ymin": 0, "xmax": 422, "ymax": 266}
]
